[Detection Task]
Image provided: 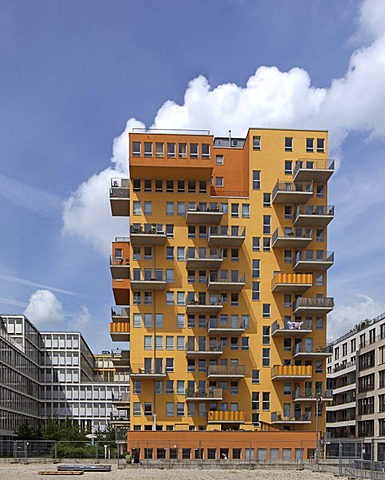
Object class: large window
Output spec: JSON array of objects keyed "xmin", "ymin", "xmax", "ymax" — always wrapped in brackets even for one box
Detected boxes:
[
  {"xmin": 253, "ymin": 136, "xmax": 261, "ymax": 150},
  {"xmin": 285, "ymin": 137, "xmax": 293, "ymax": 151},
  {"xmin": 253, "ymin": 170, "xmax": 261, "ymax": 190}
]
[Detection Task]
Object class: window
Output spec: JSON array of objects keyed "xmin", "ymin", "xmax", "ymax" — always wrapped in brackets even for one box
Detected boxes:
[
  {"xmin": 316, "ymin": 185, "xmax": 325, "ymax": 198},
  {"xmin": 202, "ymin": 144, "xmax": 210, "ymax": 158},
  {"xmin": 252, "ymin": 237, "xmax": 260, "ymax": 251},
  {"xmin": 263, "ymin": 237, "xmax": 271, "ymax": 251},
  {"xmin": 133, "ymin": 246, "xmax": 141, "ymax": 260},
  {"xmin": 190, "ymin": 143, "xmax": 198, "ymax": 158},
  {"xmin": 231, "ymin": 248, "xmax": 239, "ymax": 262},
  {"xmin": 155, "ymin": 142, "xmax": 164, "ymax": 157},
  {"xmin": 216, "ymin": 177, "xmax": 224, "ymax": 187},
  {"xmin": 132, "ymin": 142, "xmax": 141, "ymax": 157},
  {"xmin": 166, "ymin": 269, "xmax": 174, "ymax": 283},
  {"xmin": 144, "ymin": 246, "xmax": 152, "ymax": 260},
  {"xmin": 133, "ymin": 381, "xmax": 141, "ymax": 394},
  {"xmin": 144, "ymin": 179, "xmax": 152, "ymax": 192},
  {"xmin": 133, "ymin": 314, "xmax": 141, "ymax": 328},
  {"xmin": 133, "ymin": 201, "xmax": 141, "ymax": 215},
  {"xmin": 252, "ymin": 282, "xmax": 260, "ymax": 301},
  {"xmin": 262, "ymin": 326, "xmax": 270, "ymax": 345},
  {"xmin": 315, "ymin": 273, "xmax": 324, "ymax": 286},
  {"xmin": 253, "ymin": 170, "xmax": 261, "ymax": 190},
  {"xmin": 144, "ymin": 201, "xmax": 152, "ymax": 215},
  {"xmin": 144, "ymin": 336, "xmax": 152, "ymax": 350},
  {"xmin": 216, "ymin": 155, "xmax": 224, "ymax": 165},
  {"xmin": 133, "ymin": 291, "xmax": 141, "ymax": 305},
  {"xmin": 178, "ymin": 143, "xmax": 187, "ymax": 158},
  {"xmin": 166, "ymin": 358, "xmax": 174, "ymax": 372},
  {"xmin": 144, "ymin": 291, "xmax": 152, "ymax": 305},
  {"xmin": 263, "ymin": 304, "xmax": 270, "ymax": 318},
  {"xmin": 252, "ymin": 370, "xmax": 260, "ymax": 384},
  {"xmin": 177, "ymin": 314, "xmax": 185, "ymax": 328},
  {"xmin": 167, "ymin": 143, "xmax": 176, "ymax": 158},
  {"xmin": 317, "ymin": 138, "xmax": 325, "ymax": 152},
  {"xmin": 155, "ymin": 381, "xmax": 163, "ymax": 394},
  {"xmin": 166, "ymin": 403, "xmax": 174, "ymax": 416},
  {"xmin": 253, "ymin": 136, "xmax": 261, "ymax": 150},
  {"xmin": 144, "ymin": 142, "xmax": 152, "ymax": 157},
  {"xmin": 252, "ymin": 259, "xmax": 260, "ymax": 278},
  {"xmin": 231, "ymin": 203, "xmax": 239, "ymax": 217},
  {"xmin": 177, "ymin": 336, "xmax": 185, "ymax": 350},
  {"xmin": 242, "ymin": 203, "xmax": 250, "ymax": 218},
  {"xmin": 285, "ymin": 137, "xmax": 293, "ymax": 151},
  {"xmin": 177, "ymin": 402, "xmax": 184, "ymax": 416},
  {"xmin": 284, "ymin": 206, "xmax": 292, "ymax": 219},
  {"xmin": 177, "ymin": 291, "xmax": 185, "ymax": 306},
  {"xmin": 199, "ymin": 181, "xmax": 207, "ymax": 194},
  {"xmin": 263, "ymin": 193, "xmax": 271, "ymax": 207},
  {"xmin": 166, "ymin": 202, "xmax": 174, "ymax": 216},
  {"xmin": 166, "ymin": 180, "xmax": 174, "ymax": 192},
  {"xmin": 263, "ymin": 215, "xmax": 271, "ymax": 234},
  {"xmin": 241, "ymin": 337, "xmax": 249, "ymax": 351},
  {"xmin": 316, "ymin": 229, "xmax": 324, "ymax": 242},
  {"xmin": 306, "ymin": 138, "xmax": 314, "ymax": 152},
  {"xmin": 177, "ymin": 180, "xmax": 185, "ymax": 193},
  {"xmin": 133, "ymin": 402, "xmax": 141, "ymax": 416},
  {"xmin": 284, "ymin": 160, "xmax": 292, "ymax": 175},
  {"xmin": 262, "ymin": 348, "xmax": 270, "ymax": 367},
  {"xmin": 188, "ymin": 225, "xmax": 195, "ymax": 238},
  {"xmin": 166, "ymin": 247, "xmax": 174, "ymax": 260},
  {"xmin": 166, "ymin": 336, "xmax": 174, "ymax": 350},
  {"xmin": 262, "ymin": 392, "xmax": 270, "ymax": 410},
  {"xmin": 133, "ymin": 179, "xmax": 141, "ymax": 191},
  {"xmin": 155, "ymin": 313, "xmax": 163, "ymax": 328},
  {"xmin": 284, "ymin": 338, "xmax": 291, "ymax": 351},
  {"xmin": 144, "ymin": 313, "xmax": 152, "ymax": 327}
]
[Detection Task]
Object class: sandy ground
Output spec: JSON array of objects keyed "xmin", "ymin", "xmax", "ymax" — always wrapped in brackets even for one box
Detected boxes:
[{"xmin": 0, "ymin": 463, "xmax": 348, "ymax": 480}]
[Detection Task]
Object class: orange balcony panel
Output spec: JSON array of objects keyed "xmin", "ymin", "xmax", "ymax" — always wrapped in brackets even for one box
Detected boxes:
[
  {"xmin": 271, "ymin": 365, "xmax": 312, "ymax": 380},
  {"xmin": 112, "ymin": 279, "xmax": 130, "ymax": 305},
  {"xmin": 110, "ymin": 321, "xmax": 130, "ymax": 342},
  {"xmin": 208, "ymin": 410, "xmax": 245, "ymax": 423},
  {"xmin": 271, "ymin": 273, "xmax": 312, "ymax": 293}
]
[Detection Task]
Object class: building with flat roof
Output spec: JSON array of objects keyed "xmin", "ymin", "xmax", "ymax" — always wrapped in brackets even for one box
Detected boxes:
[{"xmin": 109, "ymin": 127, "xmax": 334, "ymax": 444}]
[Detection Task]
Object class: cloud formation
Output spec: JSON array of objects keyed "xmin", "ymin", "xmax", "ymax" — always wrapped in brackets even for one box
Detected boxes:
[{"xmin": 24, "ymin": 289, "xmax": 64, "ymax": 328}]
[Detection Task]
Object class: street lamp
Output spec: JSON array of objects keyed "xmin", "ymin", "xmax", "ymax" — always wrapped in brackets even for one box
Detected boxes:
[{"xmin": 315, "ymin": 393, "xmax": 323, "ymax": 471}]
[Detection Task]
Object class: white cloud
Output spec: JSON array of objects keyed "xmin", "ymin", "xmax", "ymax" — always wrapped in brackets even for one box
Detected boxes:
[
  {"xmin": 24, "ymin": 289, "xmax": 64, "ymax": 328},
  {"xmin": 328, "ymin": 294, "xmax": 385, "ymax": 342},
  {"xmin": 69, "ymin": 305, "xmax": 91, "ymax": 331},
  {"xmin": 61, "ymin": 0, "xmax": 385, "ymax": 261}
]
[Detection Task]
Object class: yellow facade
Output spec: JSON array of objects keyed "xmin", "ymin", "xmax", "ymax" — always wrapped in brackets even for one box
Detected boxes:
[{"xmin": 109, "ymin": 128, "xmax": 334, "ymax": 434}]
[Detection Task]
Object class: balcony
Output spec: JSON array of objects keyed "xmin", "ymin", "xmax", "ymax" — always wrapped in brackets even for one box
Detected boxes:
[
  {"xmin": 272, "ymin": 181, "xmax": 313, "ymax": 204},
  {"xmin": 271, "ymin": 411, "xmax": 312, "ymax": 424},
  {"xmin": 292, "ymin": 389, "xmax": 333, "ymax": 402},
  {"xmin": 111, "ymin": 306, "xmax": 129, "ymax": 322},
  {"xmin": 110, "ymin": 256, "xmax": 130, "ymax": 280},
  {"xmin": 113, "ymin": 392, "xmax": 130, "ymax": 409},
  {"xmin": 293, "ymin": 251, "xmax": 334, "ymax": 272},
  {"xmin": 207, "ymin": 226, "xmax": 246, "ymax": 247},
  {"xmin": 112, "ymin": 279, "xmax": 130, "ymax": 305},
  {"xmin": 207, "ymin": 365, "xmax": 245, "ymax": 380},
  {"xmin": 185, "ymin": 388, "xmax": 223, "ymax": 402},
  {"xmin": 110, "ymin": 321, "xmax": 130, "ymax": 342},
  {"xmin": 185, "ymin": 340, "xmax": 223, "ymax": 359},
  {"xmin": 292, "ymin": 343, "xmax": 331, "ymax": 360},
  {"xmin": 185, "ymin": 301, "xmax": 223, "ymax": 315},
  {"xmin": 208, "ymin": 410, "xmax": 245, "ymax": 424},
  {"xmin": 293, "ymin": 159, "xmax": 335, "ymax": 183},
  {"xmin": 110, "ymin": 178, "xmax": 129, "ymax": 216},
  {"xmin": 130, "ymin": 365, "xmax": 167, "ymax": 379},
  {"xmin": 271, "ymin": 273, "xmax": 312, "ymax": 293},
  {"xmin": 130, "ymin": 270, "xmax": 167, "ymax": 290},
  {"xmin": 293, "ymin": 296, "xmax": 334, "ymax": 315},
  {"xmin": 185, "ymin": 203, "xmax": 223, "ymax": 225},
  {"xmin": 271, "ymin": 319, "xmax": 312, "ymax": 338},
  {"xmin": 271, "ymin": 364, "xmax": 312, "ymax": 380},
  {"xmin": 186, "ymin": 250, "xmax": 223, "ymax": 270},
  {"xmin": 130, "ymin": 224, "xmax": 167, "ymax": 245},
  {"xmin": 272, "ymin": 228, "xmax": 312, "ymax": 249},
  {"xmin": 111, "ymin": 349, "xmax": 130, "ymax": 371},
  {"xmin": 293, "ymin": 205, "xmax": 334, "ymax": 227},
  {"xmin": 206, "ymin": 318, "xmax": 245, "ymax": 336},
  {"xmin": 207, "ymin": 271, "xmax": 245, "ymax": 292}
]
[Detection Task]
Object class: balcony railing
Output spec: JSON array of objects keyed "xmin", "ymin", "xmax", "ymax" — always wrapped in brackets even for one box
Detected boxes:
[
  {"xmin": 111, "ymin": 306, "xmax": 129, "ymax": 320},
  {"xmin": 293, "ymin": 251, "xmax": 334, "ymax": 271},
  {"xmin": 130, "ymin": 269, "xmax": 168, "ymax": 290},
  {"xmin": 292, "ymin": 389, "xmax": 333, "ymax": 401},
  {"xmin": 110, "ymin": 178, "xmax": 129, "ymax": 216},
  {"xmin": 207, "ymin": 410, "xmax": 245, "ymax": 423},
  {"xmin": 185, "ymin": 340, "xmax": 223, "ymax": 357},
  {"xmin": 207, "ymin": 365, "xmax": 245, "ymax": 378},
  {"xmin": 271, "ymin": 364, "xmax": 312, "ymax": 380},
  {"xmin": 293, "ymin": 205, "xmax": 334, "ymax": 227},
  {"xmin": 130, "ymin": 224, "xmax": 167, "ymax": 245},
  {"xmin": 293, "ymin": 159, "xmax": 335, "ymax": 182},
  {"xmin": 207, "ymin": 226, "xmax": 246, "ymax": 247},
  {"xmin": 271, "ymin": 411, "xmax": 312, "ymax": 423},
  {"xmin": 272, "ymin": 227, "xmax": 312, "ymax": 249},
  {"xmin": 293, "ymin": 296, "xmax": 334, "ymax": 315},
  {"xmin": 293, "ymin": 343, "xmax": 331, "ymax": 358},
  {"xmin": 271, "ymin": 319, "xmax": 312, "ymax": 337},
  {"xmin": 207, "ymin": 318, "xmax": 246, "ymax": 336},
  {"xmin": 207, "ymin": 271, "xmax": 245, "ymax": 292},
  {"xmin": 110, "ymin": 321, "xmax": 130, "ymax": 340},
  {"xmin": 185, "ymin": 203, "xmax": 224, "ymax": 225},
  {"xmin": 271, "ymin": 273, "xmax": 312, "ymax": 293},
  {"xmin": 130, "ymin": 364, "xmax": 167, "ymax": 378},
  {"xmin": 185, "ymin": 250, "xmax": 223, "ymax": 269},
  {"xmin": 272, "ymin": 181, "xmax": 313, "ymax": 204},
  {"xmin": 185, "ymin": 388, "xmax": 223, "ymax": 401}
]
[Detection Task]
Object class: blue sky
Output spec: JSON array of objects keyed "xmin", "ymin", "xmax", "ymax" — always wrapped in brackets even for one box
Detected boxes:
[{"xmin": 1, "ymin": 0, "xmax": 385, "ymax": 352}]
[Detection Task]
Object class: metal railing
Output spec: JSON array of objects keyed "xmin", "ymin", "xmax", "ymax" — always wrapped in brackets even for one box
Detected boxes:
[
  {"xmin": 293, "ymin": 158, "xmax": 335, "ymax": 176},
  {"xmin": 293, "ymin": 296, "xmax": 334, "ymax": 310}
]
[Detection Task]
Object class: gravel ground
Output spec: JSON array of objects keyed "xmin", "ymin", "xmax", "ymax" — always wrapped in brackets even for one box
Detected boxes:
[{"xmin": 0, "ymin": 463, "xmax": 348, "ymax": 480}]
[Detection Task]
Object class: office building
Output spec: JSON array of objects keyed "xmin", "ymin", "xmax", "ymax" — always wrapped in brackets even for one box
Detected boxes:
[{"xmin": 109, "ymin": 126, "xmax": 334, "ymax": 445}]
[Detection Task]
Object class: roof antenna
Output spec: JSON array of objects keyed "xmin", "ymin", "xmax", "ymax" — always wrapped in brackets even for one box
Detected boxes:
[{"xmin": 229, "ymin": 130, "xmax": 232, "ymax": 147}]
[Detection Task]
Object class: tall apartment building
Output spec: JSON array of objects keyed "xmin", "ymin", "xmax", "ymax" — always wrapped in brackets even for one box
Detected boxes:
[
  {"xmin": 0, "ymin": 315, "xmax": 130, "ymax": 448},
  {"xmin": 326, "ymin": 312, "xmax": 385, "ymax": 461},
  {"xmin": 109, "ymin": 128, "xmax": 334, "ymax": 436}
]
